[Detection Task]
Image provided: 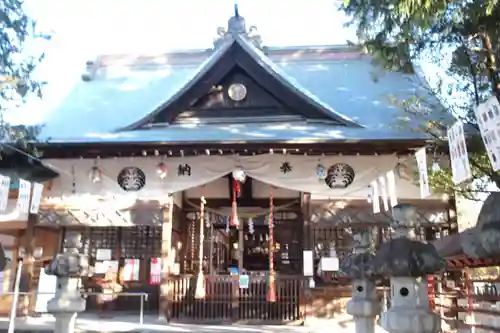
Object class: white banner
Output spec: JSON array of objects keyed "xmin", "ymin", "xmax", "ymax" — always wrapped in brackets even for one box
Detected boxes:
[
  {"xmin": 378, "ymin": 175, "xmax": 389, "ymax": 211},
  {"xmin": 43, "ymin": 154, "xmax": 399, "ymax": 200},
  {"xmin": 415, "ymin": 148, "xmax": 430, "ymax": 198},
  {"xmin": 386, "ymin": 169, "xmax": 398, "ymax": 207},
  {"xmin": 0, "ymin": 175, "xmax": 10, "ymax": 211},
  {"xmin": 447, "ymin": 122, "xmax": 472, "ymax": 184},
  {"xmin": 17, "ymin": 179, "xmax": 31, "ymax": 214},
  {"xmin": 475, "ymin": 96, "xmax": 500, "ymax": 171},
  {"xmin": 370, "ymin": 180, "xmax": 380, "ymax": 214},
  {"xmin": 29, "ymin": 182, "xmax": 44, "ymax": 214}
]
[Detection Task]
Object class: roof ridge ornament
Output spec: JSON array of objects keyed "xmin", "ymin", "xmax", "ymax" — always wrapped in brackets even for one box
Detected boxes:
[{"xmin": 213, "ymin": 2, "xmax": 263, "ymax": 49}]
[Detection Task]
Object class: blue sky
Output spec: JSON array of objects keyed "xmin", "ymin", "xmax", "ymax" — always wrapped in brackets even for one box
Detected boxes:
[
  {"xmin": 26, "ymin": 0, "xmax": 357, "ymax": 52},
  {"xmin": 9, "ymin": 0, "xmax": 454, "ymax": 125}
]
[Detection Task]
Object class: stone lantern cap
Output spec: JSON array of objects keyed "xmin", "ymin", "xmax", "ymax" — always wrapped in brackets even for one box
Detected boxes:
[
  {"xmin": 0, "ymin": 245, "xmax": 6, "ymax": 272},
  {"xmin": 341, "ymin": 251, "xmax": 380, "ymax": 280},
  {"xmin": 373, "ymin": 238, "xmax": 445, "ymax": 277},
  {"xmin": 460, "ymin": 225, "xmax": 500, "ymax": 259},
  {"xmin": 460, "ymin": 192, "xmax": 500, "ymax": 259}
]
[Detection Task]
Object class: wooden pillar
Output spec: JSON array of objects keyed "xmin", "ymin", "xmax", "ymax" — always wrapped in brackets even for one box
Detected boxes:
[
  {"xmin": 21, "ymin": 213, "xmax": 37, "ymax": 316},
  {"xmin": 301, "ymin": 192, "xmax": 312, "ymax": 251},
  {"xmin": 300, "ymin": 192, "xmax": 312, "ymax": 320},
  {"xmin": 238, "ymin": 219, "xmax": 244, "ymax": 273},
  {"xmin": 160, "ymin": 197, "xmax": 174, "ymax": 320}
]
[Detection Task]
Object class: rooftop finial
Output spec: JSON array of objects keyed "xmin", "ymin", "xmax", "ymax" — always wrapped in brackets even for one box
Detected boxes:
[
  {"xmin": 234, "ymin": 1, "xmax": 239, "ymax": 17},
  {"xmin": 227, "ymin": 0, "xmax": 246, "ymax": 34}
]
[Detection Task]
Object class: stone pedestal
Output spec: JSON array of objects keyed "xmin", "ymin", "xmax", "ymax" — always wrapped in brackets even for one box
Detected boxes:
[
  {"xmin": 45, "ymin": 232, "xmax": 90, "ymax": 333},
  {"xmin": 341, "ymin": 231, "xmax": 380, "ymax": 333},
  {"xmin": 374, "ymin": 204, "xmax": 445, "ymax": 333},
  {"xmin": 347, "ymin": 279, "xmax": 380, "ymax": 333},
  {"xmin": 380, "ymin": 277, "xmax": 440, "ymax": 333}
]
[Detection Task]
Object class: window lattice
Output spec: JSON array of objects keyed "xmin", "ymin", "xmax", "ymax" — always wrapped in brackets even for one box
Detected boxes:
[
  {"xmin": 121, "ymin": 226, "xmax": 161, "ymax": 258},
  {"xmin": 89, "ymin": 227, "xmax": 119, "ymax": 258}
]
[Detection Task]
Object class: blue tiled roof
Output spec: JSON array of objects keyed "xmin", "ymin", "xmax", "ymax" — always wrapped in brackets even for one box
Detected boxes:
[{"xmin": 12, "ymin": 43, "xmax": 450, "ymax": 144}]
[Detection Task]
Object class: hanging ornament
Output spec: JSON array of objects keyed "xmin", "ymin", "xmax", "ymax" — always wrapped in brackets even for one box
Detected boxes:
[
  {"xmin": 232, "ymin": 166, "xmax": 246, "ymax": 183},
  {"xmin": 89, "ymin": 159, "xmax": 102, "ymax": 183},
  {"xmin": 267, "ymin": 185, "xmax": 277, "ymax": 303},
  {"xmin": 156, "ymin": 160, "xmax": 168, "ymax": 179},
  {"xmin": 248, "ymin": 217, "xmax": 254, "ymax": 234},
  {"xmin": 366, "ymin": 185, "xmax": 373, "ymax": 203},
  {"xmin": 195, "ymin": 188, "xmax": 206, "ymax": 299},
  {"xmin": 205, "ymin": 212, "xmax": 211, "ymax": 228},
  {"xmin": 316, "ymin": 163, "xmax": 327, "ymax": 180},
  {"xmin": 231, "ymin": 180, "xmax": 240, "ymax": 227}
]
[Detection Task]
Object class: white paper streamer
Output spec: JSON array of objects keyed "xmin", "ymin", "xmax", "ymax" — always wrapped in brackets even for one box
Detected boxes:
[{"xmin": 29, "ymin": 182, "xmax": 44, "ymax": 214}]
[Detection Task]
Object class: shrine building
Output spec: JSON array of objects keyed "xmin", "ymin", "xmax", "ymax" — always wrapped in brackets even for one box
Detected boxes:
[{"xmin": 0, "ymin": 8, "xmax": 456, "ymax": 323}]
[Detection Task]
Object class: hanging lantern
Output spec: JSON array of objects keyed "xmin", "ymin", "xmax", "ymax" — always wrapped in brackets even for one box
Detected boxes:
[
  {"xmin": 316, "ymin": 163, "xmax": 327, "ymax": 180},
  {"xmin": 232, "ymin": 166, "xmax": 246, "ymax": 183},
  {"xmin": 431, "ymin": 158, "xmax": 441, "ymax": 173},
  {"xmin": 156, "ymin": 162, "xmax": 168, "ymax": 179},
  {"xmin": 89, "ymin": 165, "xmax": 102, "ymax": 183},
  {"xmin": 248, "ymin": 217, "xmax": 254, "ymax": 234}
]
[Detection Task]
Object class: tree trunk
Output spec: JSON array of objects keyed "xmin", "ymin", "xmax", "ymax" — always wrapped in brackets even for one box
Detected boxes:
[{"xmin": 481, "ymin": 32, "xmax": 500, "ymax": 98}]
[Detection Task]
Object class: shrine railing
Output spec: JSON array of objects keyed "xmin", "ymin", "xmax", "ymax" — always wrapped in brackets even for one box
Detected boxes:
[
  {"xmin": 166, "ymin": 274, "xmax": 304, "ymax": 323},
  {"xmin": 433, "ymin": 258, "xmax": 500, "ymax": 333}
]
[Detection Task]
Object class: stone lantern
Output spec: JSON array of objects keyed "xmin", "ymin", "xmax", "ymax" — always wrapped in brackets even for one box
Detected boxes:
[
  {"xmin": 373, "ymin": 204, "xmax": 445, "ymax": 333},
  {"xmin": 0, "ymin": 243, "xmax": 6, "ymax": 272},
  {"xmin": 341, "ymin": 229, "xmax": 380, "ymax": 333},
  {"xmin": 46, "ymin": 231, "xmax": 90, "ymax": 333},
  {"xmin": 460, "ymin": 192, "xmax": 500, "ymax": 258}
]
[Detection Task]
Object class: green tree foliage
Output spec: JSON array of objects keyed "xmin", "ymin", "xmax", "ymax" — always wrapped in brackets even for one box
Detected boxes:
[
  {"xmin": 0, "ymin": 0, "xmax": 48, "ymax": 147},
  {"xmin": 340, "ymin": 0, "xmax": 500, "ymax": 197}
]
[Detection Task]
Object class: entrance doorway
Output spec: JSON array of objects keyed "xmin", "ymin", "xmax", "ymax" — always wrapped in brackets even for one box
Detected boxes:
[{"xmin": 168, "ymin": 204, "xmax": 304, "ymax": 323}]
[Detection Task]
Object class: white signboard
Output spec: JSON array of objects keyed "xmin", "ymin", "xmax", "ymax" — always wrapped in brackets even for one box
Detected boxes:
[
  {"xmin": 303, "ymin": 250, "xmax": 314, "ymax": 277},
  {"xmin": 475, "ymin": 97, "xmax": 500, "ymax": 171},
  {"xmin": 17, "ymin": 179, "xmax": 31, "ymax": 214},
  {"xmin": 96, "ymin": 249, "xmax": 112, "ymax": 261},
  {"xmin": 415, "ymin": 148, "xmax": 430, "ymax": 198},
  {"xmin": 34, "ymin": 268, "xmax": 57, "ymax": 313},
  {"xmin": 447, "ymin": 121, "xmax": 472, "ymax": 184},
  {"xmin": 320, "ymin": 257, "xmax": 340, "ymax": 272}
]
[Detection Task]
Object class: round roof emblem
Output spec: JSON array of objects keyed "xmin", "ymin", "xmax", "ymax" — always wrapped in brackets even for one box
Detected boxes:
[
  {"xmin": 325, "ymin": 163, "xmax": 355, "ymax": 189},
  {"xmin": 117, "ymin": 167, "xmax": 146, "ymax": 192},
  {"xmin": 228, "ymin": 83, "xmax": 247, "ymax": 101}
]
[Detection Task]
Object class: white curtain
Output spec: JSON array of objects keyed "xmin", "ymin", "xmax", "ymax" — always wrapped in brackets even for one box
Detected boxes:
[{"xmin": 43, "ymin": 154, "xmax": 398, "ymax": 203}]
